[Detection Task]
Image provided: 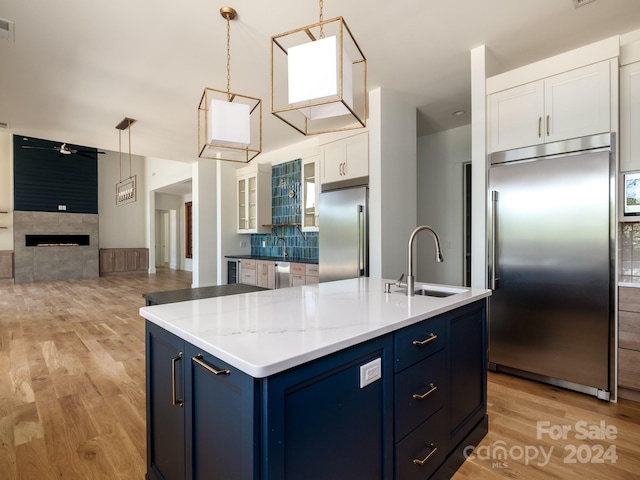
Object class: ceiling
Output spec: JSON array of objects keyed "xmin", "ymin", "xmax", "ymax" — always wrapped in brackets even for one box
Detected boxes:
[{"xmin": 2, "ymin": 0, "xmax": 640, "ymax": 164}]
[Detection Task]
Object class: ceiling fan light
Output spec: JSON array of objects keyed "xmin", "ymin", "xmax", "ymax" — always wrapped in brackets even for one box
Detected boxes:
[
  {"xmin": 288, "ymin": 35, "xmax": 353, "ymax": 120},
  {"xmin": 208, "ymin": 99, "xmax": 250, "ymax": 149}
]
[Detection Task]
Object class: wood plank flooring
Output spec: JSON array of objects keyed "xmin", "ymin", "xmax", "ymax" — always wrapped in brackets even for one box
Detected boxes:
[{"xmin": 1, "ymin": 269, "xmax": 640, "ymax": 479}]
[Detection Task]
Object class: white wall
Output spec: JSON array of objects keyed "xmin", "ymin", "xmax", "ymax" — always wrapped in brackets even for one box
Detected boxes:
[
  {"xmin": 369, "ymin": 87, "xmax": 418, "ymax": 280},
  {"xmin": 0, "ymin": 131, "xmax": 13, "ymax": 250},
  {"xmin": 98, "ymin": 150, "xmax": 146, "ymax": 248},
  {"xmin": 416, "ymin": 125, "xmax": 471, "ymax": 286}
]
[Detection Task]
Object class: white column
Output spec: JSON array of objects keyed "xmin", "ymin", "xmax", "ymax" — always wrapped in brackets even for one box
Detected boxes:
[{"xmin": 192, "ymin": 159, "xmax": 218, "ymax": 287}]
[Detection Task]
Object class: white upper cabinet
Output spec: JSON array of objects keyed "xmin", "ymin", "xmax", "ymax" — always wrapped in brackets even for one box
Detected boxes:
[
  {"xmin": 236, "ymin": 163, "xmax": 271, "ymax": 234},
  {"xmin": 489, "ymin": 61, "xmax": 611, "ymax": 153},
  {"xmin": 620, "ymin": 61, "xmax": 640, "ymax": 172},
  {"xmin": 301, "ymin": 156, "xmax": 319, "ymax": 232},
  {"xmin": 320, "ymin": 132, "xmax": 369, "ymax": 185}
]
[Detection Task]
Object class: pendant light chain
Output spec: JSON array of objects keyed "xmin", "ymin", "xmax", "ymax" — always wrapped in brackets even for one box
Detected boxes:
[
  {"xmin": 128, "ymin": 118, "xmax": 132, "ymax": 179},
  {"xmin": 226, "ymin": 13, "xmax": 232, "ymax": 101},
  {"xmin": 319, "ymin": 0, "xmax": 324, "ymax": 39}
]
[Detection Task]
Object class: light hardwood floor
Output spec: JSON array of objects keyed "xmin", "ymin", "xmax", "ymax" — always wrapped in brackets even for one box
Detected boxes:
[{"xmin": 1, "ymin": 270, "xmax": 640, "ymax": 479}]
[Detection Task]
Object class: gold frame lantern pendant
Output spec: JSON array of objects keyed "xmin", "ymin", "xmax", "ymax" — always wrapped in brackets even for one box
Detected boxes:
[
  {"xmin": 198, "ymin": 7, "xmax": 262, "ymax": 163},
  {"xmin": 270, "ymin": 0, "xmax": 367, "ymax": 136}
]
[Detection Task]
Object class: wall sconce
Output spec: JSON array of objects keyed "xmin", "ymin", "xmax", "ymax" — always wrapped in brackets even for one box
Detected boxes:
[
  {"xmin": 270, "ymin": 0, "xmax": 367, "ymax": 135},
  {"xmin": 198, "ymin": 7, "xmax": 262, "ymax": 163}
]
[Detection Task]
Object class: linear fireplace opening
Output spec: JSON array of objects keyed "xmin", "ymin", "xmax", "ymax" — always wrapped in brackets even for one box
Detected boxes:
[{"xmin": 25, "ymin": 234, "xmax": 91, "ymax": 247}]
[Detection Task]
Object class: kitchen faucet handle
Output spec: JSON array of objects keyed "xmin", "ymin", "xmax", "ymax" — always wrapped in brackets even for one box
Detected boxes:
[{"xmin": 395, "ymin": 273, "xmax": 406, "ymax": 287}]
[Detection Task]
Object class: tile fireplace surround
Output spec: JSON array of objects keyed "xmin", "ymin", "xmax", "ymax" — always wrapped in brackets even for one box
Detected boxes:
[{"xmin": 13, "ymin": 211, "xmax": 99, "ymax": 283}]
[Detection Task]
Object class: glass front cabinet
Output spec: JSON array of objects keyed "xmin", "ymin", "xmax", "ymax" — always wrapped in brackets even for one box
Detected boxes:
[
  {"xmin": 236, "ymin": 163, "xmax": 271, "ymax": 234},
  {"xmin": 301, "ymin": 156, "xmax": 319, "ymax": 232}
]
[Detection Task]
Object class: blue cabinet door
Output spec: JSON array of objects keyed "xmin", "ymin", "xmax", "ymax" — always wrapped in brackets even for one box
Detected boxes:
[
  {"xmin": 184, "ymin": 345, "xmax": 258, "ymax": 480},
  {"xmin": 448, "ymin": 300, "xmax": 488, "ymax": 450},
  {"xmin": 146, "ymin": 322, "xmax": 186, "ymax": 480},
  {"xmin": 262, "ymin": 336, "xmax": 394, "ymax": 480}
]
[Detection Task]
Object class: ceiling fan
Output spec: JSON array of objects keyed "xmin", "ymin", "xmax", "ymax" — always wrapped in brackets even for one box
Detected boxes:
[{"xmin": 21, "ymin": 138, "xmax": 106, "ymax": 157}]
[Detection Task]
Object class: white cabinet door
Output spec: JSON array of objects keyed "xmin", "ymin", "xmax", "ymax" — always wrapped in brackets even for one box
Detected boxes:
[
  {"xmin": 236, "ymin": 164, "xmax": 271, "ymax": 234},
  {"xmin": 489, "ymin": 81, "xmax": 544, "ymax": 153},
  {"xmin": 321, "ymin": 132, "xmax": 369, "ymax": 185},
  {"xmin": 488, "ymin": 60, "xmax": 611, "ymax": 153},
  {"xmin": 544, "ymin": 61, "xmax": 610, "ymax": 143},
  {"xmin": 301, "ymin": 156, "xmax": 319, "ymax": 232},
  {"xmin": 621, "ymin": 61, "xmax": 640, "ymax": 172}
]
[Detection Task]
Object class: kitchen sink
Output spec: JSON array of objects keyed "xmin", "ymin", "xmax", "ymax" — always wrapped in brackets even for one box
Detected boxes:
[{"xmin": 414, "ymin": 285, "xmax": 468, "ymax": 297}]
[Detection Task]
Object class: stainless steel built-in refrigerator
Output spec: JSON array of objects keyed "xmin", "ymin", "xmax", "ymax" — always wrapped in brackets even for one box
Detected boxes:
[
  {"xmin": 319, "ymin": 186, "xmax": 368, "ymax": 283},
  {"xmin": 488, "ymin": 134, "xmax": 613, "ymax": 398}
]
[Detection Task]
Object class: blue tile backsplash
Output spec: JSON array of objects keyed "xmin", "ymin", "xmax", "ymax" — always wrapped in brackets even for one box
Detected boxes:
[{"xmin": 250, "ymin": 158, "xmax": 319, "ymax": 262}]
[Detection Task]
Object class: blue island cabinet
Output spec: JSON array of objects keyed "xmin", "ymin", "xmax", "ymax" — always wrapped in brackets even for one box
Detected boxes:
[{"xmin": 145, "ymin": 298, "xmax": 487, "ymax": 480}]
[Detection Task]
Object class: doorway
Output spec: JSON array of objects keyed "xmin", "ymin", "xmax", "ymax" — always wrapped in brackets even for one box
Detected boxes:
[{"xmin": 155, "ymin": 210, "xmax": 170, "ymax": 268}]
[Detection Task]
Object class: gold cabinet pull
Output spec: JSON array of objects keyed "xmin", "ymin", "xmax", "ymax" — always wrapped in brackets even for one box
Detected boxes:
[
  {"xmin": 546, "ymin": 115, "xmax": 550, "ymax": 136},
  {"xmin": 412, "ymin": 333, "xmax": 437, "ymax": 346},
  {"xmin": 193, "ymin": 354, "xmax": 230, "ymax": 376},
  {"xmin": 538, "ymin": 116, "xmax": 542, "ymax": 138},
  {"xmin": 412, "ymin": 383, "xmax": 438, "ymax": 400},
  {"xmin": 413, "ymin": 444, "xmax": 438, "ymax": 465},
  {"xmin": 171, "ymin": 352, "xmax": 183, "ymax": 407}
]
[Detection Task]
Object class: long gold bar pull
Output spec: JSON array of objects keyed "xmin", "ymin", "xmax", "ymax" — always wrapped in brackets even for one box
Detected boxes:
[
  {"xmin": 171, "ymin": 352, "xmax": 183, "ymax": 407},
  {"xmin": 538, "ymin": 116, "xmax": 542, "ymax": 138},
  {"xmin": 413, "ymin": 444, "xmax": 438, "ymax": 465},
  {"xmin": 412, "ymin": 383, "xmax": 438, "ymax": 400},
  {"xmin": 412, "ymin": 333, "xmax": 437, "ymax": 346},
  {"xmin": 193, "ymin": 354, "xmax": 231, "ymax": 376},
  {"xmin": 546, "ymin": 115, "xmax": 550, "ymax": 136}
]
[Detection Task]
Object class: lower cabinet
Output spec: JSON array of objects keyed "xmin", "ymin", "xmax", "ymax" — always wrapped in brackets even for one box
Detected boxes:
[
  {"xmin": 256, "ymin": 260, "xmax": 275, "ymax": 289},
  {"xmin": 0, "ymin": 251, "xmax": 14, "ymax": 279},
  {"xmin": 99, "ymin": 248, "xmax": 149, "ymax": 275},
  {"xmin": 618, "ymin": 287, "xmax": 640, "ymax": 400},
  {"xmin": 145, "ymin": 299, "xmax": 487, "ymax": 480},
  {"xmin": 146, "ymin": 324, "xmax": 257, "ymax": 480}
]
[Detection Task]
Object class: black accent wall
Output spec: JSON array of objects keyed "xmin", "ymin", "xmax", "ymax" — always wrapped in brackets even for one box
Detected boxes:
[{"xmin": 13, "ymin": 136, "xmax": 98, "ymax": 213}]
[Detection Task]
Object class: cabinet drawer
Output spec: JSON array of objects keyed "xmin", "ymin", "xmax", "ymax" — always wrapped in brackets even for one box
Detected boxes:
[
  {"xmin": 394, "ymin": 315, "xmax": 446, "ymax": 372},
  {"xmin": 290, "ymin": 263, "xmax": 305, "ymax": 275},
  {"xmin": 241, "ymin": 270, "xmax": 256, "ymax": 286},
  {"xmin": 395, "ymin": 407, "xmax": 447, "ymax": 480},
  {"xmin": 395, "ymin": 349, "xmax": 446, "ymax": 441},
  {"xmin": 619, "ymin": 348, "xmax": 640, "ymax": 390},
  {"xmin": 240, "ymin": 259, "xmax": 256, "ymax": 270},
  {"xmin": 619, "ymin": 310, "xmax": 640, "ymax": 350},
  {"xmin": 619, "ymin": 287, "xmax": 640, "ymax": 313},
  {"xmin": 305, "ymin": 264, "xmax": 319, "ymax": 276}
]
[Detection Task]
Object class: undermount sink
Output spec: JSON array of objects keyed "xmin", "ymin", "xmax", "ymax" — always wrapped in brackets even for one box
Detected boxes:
[{"xmin": 414, "ymin": 285, "xmax": 468, "ymax": 297}]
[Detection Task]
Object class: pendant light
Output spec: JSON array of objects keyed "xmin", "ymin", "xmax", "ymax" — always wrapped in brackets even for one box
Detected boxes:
[
  {"xmin": 115, "ymin": 117, "xmax": 137, "ymax": 206},
  {"xmin": 270, "ymin": 0, "xmax": 367, "ymax": 136},
  {"xmin": 198, "ymin": 6, "xmax": 262, "ymax": 163}
]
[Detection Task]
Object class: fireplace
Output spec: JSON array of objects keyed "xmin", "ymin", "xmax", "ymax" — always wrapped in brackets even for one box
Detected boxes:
[
  {"xmin": 14, "ymin": 211, "xmax": 99, "ymax": 283},
  {"xmin": 26, "ymin": 234, "xmax": 91, "ymax": 247}
]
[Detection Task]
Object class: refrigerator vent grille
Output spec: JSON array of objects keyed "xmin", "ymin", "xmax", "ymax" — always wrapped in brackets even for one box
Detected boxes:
[{"xmin": 572, "ymin": 0, "xmax": 597, "ymax": 8}]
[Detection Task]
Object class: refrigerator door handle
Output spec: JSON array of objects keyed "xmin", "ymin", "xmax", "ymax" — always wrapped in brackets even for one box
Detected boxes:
[
  {"xmin": 490, "ymin": 190, "xmax": 499, "ymax": 290},
  {"xmin": 357, "ymin": 204, "xmax": 365, "ymax": 276}
]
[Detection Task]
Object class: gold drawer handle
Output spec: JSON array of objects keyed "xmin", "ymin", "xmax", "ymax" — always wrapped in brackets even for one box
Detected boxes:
[
  {"xmin": 412, "ymin": 333, "xmax": 437, "ymax": 346},
  {"xmin": 171, "ymin": 352, "xmax": 183, "ymax": 407},
  {"xmin": 412, "ymin": 383, "xmax": 437, "ymax": 400},
  {"xmin": 193, "ymin": 354, "xmax": 230, "ymax": 376},
  {"xmin": 413, "ymin": 444, "xmax": 438, "ymax": 465}
]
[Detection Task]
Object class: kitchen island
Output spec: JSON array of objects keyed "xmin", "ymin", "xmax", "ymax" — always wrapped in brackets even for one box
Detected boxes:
[{"xmin": 140, "ymin": 277, "xmax": 491, "ymax": 480}]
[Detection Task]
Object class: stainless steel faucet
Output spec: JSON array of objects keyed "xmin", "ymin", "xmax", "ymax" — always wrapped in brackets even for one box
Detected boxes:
[
  {"xmin": 404, "ymin": 225, "xmax": 444, "ymax": 296},
  {"xmin": 276, "ymin": 237, "xmax": 288, "ymax": 258}
]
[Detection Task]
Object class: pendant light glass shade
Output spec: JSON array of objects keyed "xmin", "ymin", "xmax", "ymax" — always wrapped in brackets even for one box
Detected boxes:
[
  {"xmin": 271, "ymin": 15, "xmax": 366, "ymax": 136},
  {"xmin": 198, "ymin": 7, "xmax": 262, "ymax": 163}
]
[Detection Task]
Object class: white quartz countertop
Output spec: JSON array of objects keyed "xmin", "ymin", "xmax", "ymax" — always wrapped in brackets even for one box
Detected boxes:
[
  {"xmin": 140, "ymin": 277, "xmax": 491, "ymax": 378},
  {"xmin": 618, "ymin": 276, "xmax": 640, "ymax": 288}
]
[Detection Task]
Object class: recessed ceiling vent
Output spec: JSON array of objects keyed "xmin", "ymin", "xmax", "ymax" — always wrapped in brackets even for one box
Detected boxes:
[
  {"xmin": 572, "ymin": 0, "xmax": 597, "ymax": 8},
  {"xmin": 0, "ymin": 18, "xmax": 15, "ymax": 42}
]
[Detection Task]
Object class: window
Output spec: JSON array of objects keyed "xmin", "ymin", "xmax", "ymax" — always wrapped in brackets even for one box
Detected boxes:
[{"xmin": 185, "ymin": 201, "xmax": 193, "ymax": 259}]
